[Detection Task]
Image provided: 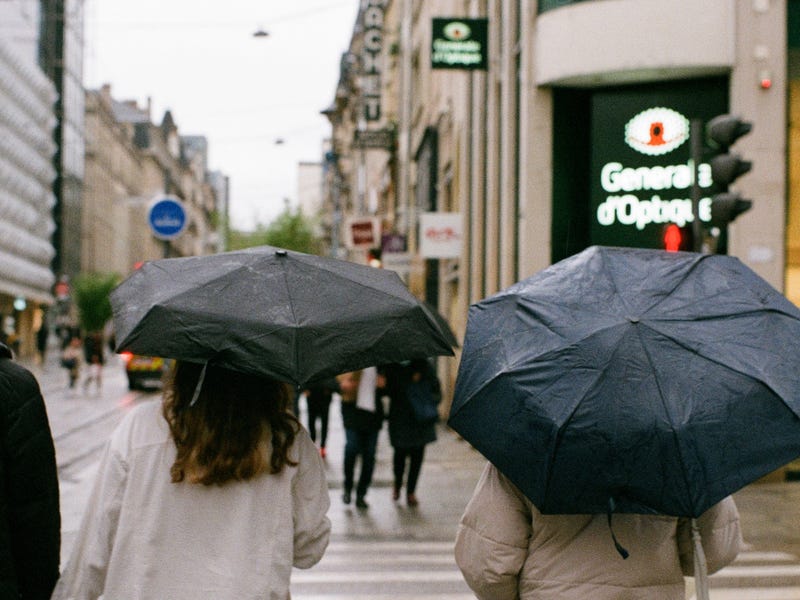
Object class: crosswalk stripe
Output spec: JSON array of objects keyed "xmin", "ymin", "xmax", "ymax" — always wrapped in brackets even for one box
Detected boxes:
[
  {"xmin": 715, "ymin": 565, "xmax": 800, "ymax": 578},
  {"xmin": 293, "ymin": 570, "xmax": 465, "ymax": 584},
  {"xmin": 292, "ymin": 596, "xmax": 474, "ymax": 600},
  {"xmin": 313, "ymin": 553, "xmax": 456, "ymax": 565},
  {"xmin": 684, "ymin": 550, "xmax": 800, "ymax": 600},
  {"xmin": 689, "ymin": 588, "xmax": 800, "ymax": 600},
  {"xmin": 321, "ymin": 540, "xmax": 453, "ymax": 552},
  {"xmin": 733, "ymin": 551, "xmax": 799, "ymax": 563}
]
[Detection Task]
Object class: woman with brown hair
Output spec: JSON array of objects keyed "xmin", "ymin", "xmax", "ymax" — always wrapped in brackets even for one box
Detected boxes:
[{"xmin": 52, "ymin": 361, "xmax": 331, "ymax": 600}]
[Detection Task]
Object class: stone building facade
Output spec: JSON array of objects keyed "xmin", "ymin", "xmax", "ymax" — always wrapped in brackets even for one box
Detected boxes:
[
  {"xmin": 83, "ymin": 85, "xmax": 219, "ymax": 278},
  {"xmin": 322, "ymin": 0, "xmax": 797, "ymax": 403}
]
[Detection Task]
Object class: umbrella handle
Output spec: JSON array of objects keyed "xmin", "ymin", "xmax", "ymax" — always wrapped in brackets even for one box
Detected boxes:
[
  {"xmin": 606, "ymin": 498, "xmax": 629, "ymax": 559},
  {"xmin": 189, "ymin": 362, "xmax": 208, "ymax": 407},
  {"xmin": 692, "ymin": 518, "xmax": 710, "ymax": 600}
]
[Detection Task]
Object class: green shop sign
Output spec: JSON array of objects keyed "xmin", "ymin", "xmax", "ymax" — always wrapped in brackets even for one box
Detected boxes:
[{"xmin": 431, "ymin": 18, "xmax": 488, "ymax": 71}]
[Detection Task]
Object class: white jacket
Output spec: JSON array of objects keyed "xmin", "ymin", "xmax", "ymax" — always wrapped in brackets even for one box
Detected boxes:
[
  {"xmin": 52, "ymin": 400, "xmax": 330, "ymax": 600},
  {"xmin": 455, "ymin": 463, "xmax": 742, "ymax": 600}
]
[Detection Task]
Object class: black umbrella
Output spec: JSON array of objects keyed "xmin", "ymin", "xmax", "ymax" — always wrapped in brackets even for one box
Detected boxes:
[
  {"xmin": 448, "ymin": 245, "xmax": 800, "ymax": 519},
  {"xmin": 422, "ymin": 300, "xmax": 459, "ymax": 348},
  {"xmin": 111, "ymin": 246, "xmax": 454, "ymax": 387}
]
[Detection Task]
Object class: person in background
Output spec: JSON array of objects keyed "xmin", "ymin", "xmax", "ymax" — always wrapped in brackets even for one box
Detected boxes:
[
  {"xmin": 0, "ymin": 340, "xmax": 61, "ymax": 599},
  {"xmin": 60, "ymin": 336, "xmax": 82, "ymax": 389},
  {"xmin": 52, "ymin": 361, "xmax": 330, "ymax": 599},
  {"xmin": 337, "ymin": 368, "xmax": 384, "ymax": 509},
  {"xmin": 82, "ymin": 332, "xmax": 105, "ymax": 392},
  {"xmin": 36, "ymin": 324, "xmax": 49, "ymax": 366},
  {"xmin": 454, "ymin": 462, "xmax": 742, "ymax": 599},
  {"xmin": 382, "ymin": 359, "xmax": 441, "ymax": 507},
  {"xmin": 304, "ymin": 377, "xmax": 338, "ymax": 459}
]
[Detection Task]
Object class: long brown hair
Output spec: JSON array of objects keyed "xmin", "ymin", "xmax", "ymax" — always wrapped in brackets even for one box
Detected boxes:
[{"xmin": 162, "ymin": 361, "xmax": 299, "ymax": 486}]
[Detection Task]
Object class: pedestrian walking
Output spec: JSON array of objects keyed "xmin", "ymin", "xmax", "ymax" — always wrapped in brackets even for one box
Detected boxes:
[
  {"xmin": 303, "ymin": 376, "xmax": 338, "ymax": 459},
  {"xmin": 82, "ymin": 332, "xmax": 105, "ymax": 392},
  {"xmin": 0, "ymin": 340, "xmax": 61, "ymax": 599},
  {"xmin": 454, "ymin": 462, "xmax": 742, "ymax": 599},
  {"xmin": 382, "ymin": 359, "xmax": 441, "ymax": 507},
  {"xmin": 51, "ymin": 360, "xmax": 331, "ymax": 600},
  {"xmin": 60, "ymin": 336, "xmax": 82, "ymax": 389},
  {"xmin": 36, "ymin": 324, "xmax": 49, "ymax": 365},
  {"xmin": 337, "ymin": 367, "xmax": 384, "ymax": 509}
]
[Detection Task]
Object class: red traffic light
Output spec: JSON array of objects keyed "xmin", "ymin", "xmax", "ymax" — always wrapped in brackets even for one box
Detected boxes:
[
  {"xmin": 664, "ymin": 224, "xmax": 682, "ymax": 252},
  {"xmin": 663, "ymin": 224, "xmax": 694, "ymax": 252}
]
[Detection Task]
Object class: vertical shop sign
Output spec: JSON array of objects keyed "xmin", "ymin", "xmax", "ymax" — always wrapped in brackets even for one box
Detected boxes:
[{"xmin": 361, "ymin": 0, "xmax": 384, "ymax": 121}]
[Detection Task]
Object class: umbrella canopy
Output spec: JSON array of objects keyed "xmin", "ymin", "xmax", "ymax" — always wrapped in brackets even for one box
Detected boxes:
[
  {"xmin": 111, "ymin": 246, "xmax": 454, "ymax": 387},
  {"xmin": 448, "ymin": 245, "xmax": 800, "ymax": 518},
  {"xmin": 422, "ymin": 300, "xmax": 459, "ymax": 348}
]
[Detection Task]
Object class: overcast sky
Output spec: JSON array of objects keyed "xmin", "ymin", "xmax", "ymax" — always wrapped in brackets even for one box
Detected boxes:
[{"xmin": 83, "ymin": 0, "xmax": 359, "ymax": 231}]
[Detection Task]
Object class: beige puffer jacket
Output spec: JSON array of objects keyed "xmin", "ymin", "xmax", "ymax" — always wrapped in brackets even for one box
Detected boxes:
[{"xmin": 455, "ymin": 463, "xmax": 742, "ymax": 600}]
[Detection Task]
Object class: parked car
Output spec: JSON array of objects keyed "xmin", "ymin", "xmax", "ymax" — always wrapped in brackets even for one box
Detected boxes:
[{"xmin": 120, "ymin": 352, "xmax": 171, "ymax": 390}]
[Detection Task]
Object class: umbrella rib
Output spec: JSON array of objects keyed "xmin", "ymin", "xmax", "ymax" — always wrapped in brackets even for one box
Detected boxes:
[
  {"xmin": 634, "ymin": 323, "xmax": 704, "ymax": 511},
  {"xmin": 600, "ymin": 249, "xmax": 709, "ymax": 317},
  {"xmin": 276, "ymin": 256, "xmax": 301, "ymax": 385},
  {"xmin": 641, "ymin": 318, "xmax": 800, "ymax": 419}
]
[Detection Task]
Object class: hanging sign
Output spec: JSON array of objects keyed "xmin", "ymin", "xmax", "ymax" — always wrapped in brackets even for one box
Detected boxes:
[
  {"xmin": 345, "ymin": 217, "xmax": 381, "ymax": 249},
  {"xmin": 431, "ymin": 18, "xmax": 488, "ymax": 70},
  {"xmin": 419, "ymin": 212, "xmax": 462, "ymax": 258}
]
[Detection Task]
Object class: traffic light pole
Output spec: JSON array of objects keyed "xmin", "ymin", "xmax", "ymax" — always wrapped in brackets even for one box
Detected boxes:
[{"xmin": 690, "ymin": 119, "xmax": 704, "ymax": 252}]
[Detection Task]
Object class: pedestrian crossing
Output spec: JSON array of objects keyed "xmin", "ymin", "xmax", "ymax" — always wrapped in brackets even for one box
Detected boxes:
[
  {"xmin": 687, "ymin": 550, "xmax": 800, "ymax": 599},
  {"xmin": 291, "ymin": 539, "xmax": 474, "ymax": 599},
  {"xmin": 293, "ymin": 544, "xmax": 800, "ymax": 600}
]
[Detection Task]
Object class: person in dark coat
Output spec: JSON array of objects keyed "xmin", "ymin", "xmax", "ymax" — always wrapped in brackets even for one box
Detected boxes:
[
  {"xmin": 381, "ymin": 359, "xmax": 440, "ymax": 507},
  {"xmin": 82, "ymin": 332, "xmax": 105, "ymax": 392},
  {"xmin": 35, "ymin": 325, "xmax": 49, "ymax": 365},
  {"xmin": 0, "ymin": 341, "xmax": 61, "ymax": 599},
  {"xmin": 336, "ymin": 369, "xmax": 385, "ymax": 509},
  {"xmin": 303, "ymin": 377, "xmax": 338, "ymax": 459}
]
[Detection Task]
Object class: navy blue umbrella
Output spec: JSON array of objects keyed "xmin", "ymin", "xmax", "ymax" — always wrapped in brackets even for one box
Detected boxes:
[{"xmin": 448, "ymin": 245, "xmax": 800, "ymax": 519}]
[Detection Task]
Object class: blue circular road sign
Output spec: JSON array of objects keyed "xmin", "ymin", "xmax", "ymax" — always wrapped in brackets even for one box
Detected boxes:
[{"xmin": 148, "ymin": 196, "xmax": 187, "ymax": 240}]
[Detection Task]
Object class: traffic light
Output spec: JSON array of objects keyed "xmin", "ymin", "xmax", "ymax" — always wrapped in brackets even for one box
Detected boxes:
[
  {"xmin": 706, "ymin": 114, "xmax": 753, "ymax": 227},
  {"xmin": 663, "ymin": 223, "xmax": 693, "ymax": 253}
]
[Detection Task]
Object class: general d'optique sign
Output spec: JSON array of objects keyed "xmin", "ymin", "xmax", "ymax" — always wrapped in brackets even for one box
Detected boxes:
[{"xmin": 431, "ymin": 18, "xmax": 488, "ymax": 71}]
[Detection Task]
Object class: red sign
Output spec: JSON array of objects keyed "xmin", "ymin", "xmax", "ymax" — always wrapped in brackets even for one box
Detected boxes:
[{"xmin": 346, "ymin": 217, "xmax": 381, "ymax": 249}]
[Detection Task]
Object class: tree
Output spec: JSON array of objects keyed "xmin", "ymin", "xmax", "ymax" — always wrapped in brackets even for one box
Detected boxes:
[
  {"xmin": 229, "ymin": 203, "xmax": 322, "ymax": 255},
  {"xmin": 72, "ymin": 272, "xmax": 120, "ymax": 333}
]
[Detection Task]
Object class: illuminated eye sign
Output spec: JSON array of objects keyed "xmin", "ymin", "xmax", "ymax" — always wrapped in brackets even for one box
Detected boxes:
[
  {"xmin": 589, "ymin": 79, "xmax": 728, "ymax": 249},
  {"xmin": 431, "ymin": 18, "xmax": 488, "ymax": 70},
  {"xmin": 624, "ymin": 107, "xmax": 689, "ymax": 156}
]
